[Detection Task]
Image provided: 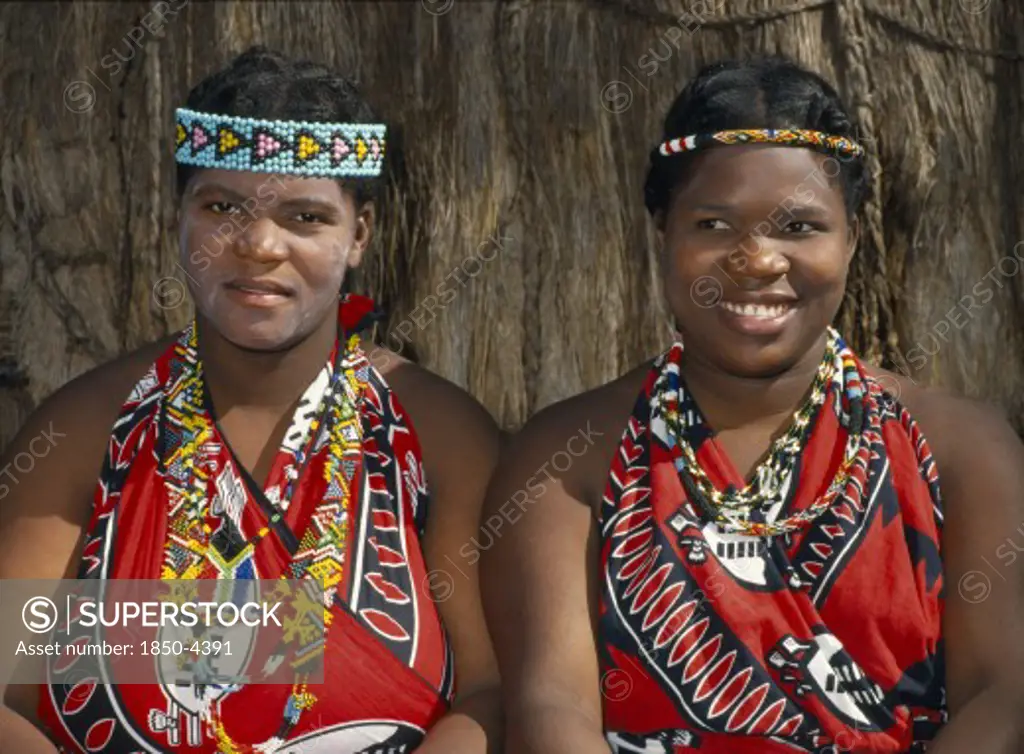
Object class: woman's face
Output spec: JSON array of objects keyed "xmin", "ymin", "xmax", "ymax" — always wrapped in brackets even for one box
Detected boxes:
[
  {"xmin": 178, "ymin": 169, "xmax": 373, "ymax": 351},
  {"xmin": 660, "ymin": 145, "xmax": 857, "ymax": 378}
]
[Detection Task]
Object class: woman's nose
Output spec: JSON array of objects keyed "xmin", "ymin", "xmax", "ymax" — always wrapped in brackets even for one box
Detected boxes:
[
  {"xmin": 231, "ymin": 217, "xmax": 288, "ymax": 264},
  {"xmin": 723, "ymin": 234, "xmax": 790, "ymax": 280}
]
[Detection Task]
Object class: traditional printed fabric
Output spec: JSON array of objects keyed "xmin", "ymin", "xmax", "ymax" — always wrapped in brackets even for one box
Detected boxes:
[
  {"xmin": 599, "ymin": 343, "xmax": 946, "ymax": 753},
  {"xmin": 39, "ymin": 296, "xmax": 455, "ymax": 754}
]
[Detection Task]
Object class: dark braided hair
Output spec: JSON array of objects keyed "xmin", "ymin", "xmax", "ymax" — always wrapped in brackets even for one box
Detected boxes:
[
  {"xmin": 644, "ymin": 56, "xmax": 868, "ymax": 220},
  {"xmin": 176, "ymin": 46, "xmax": 383, "ymax": 206}
]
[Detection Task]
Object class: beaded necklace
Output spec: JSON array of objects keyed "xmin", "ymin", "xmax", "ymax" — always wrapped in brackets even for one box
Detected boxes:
[
  {"xmin": 168, "ymin": 326, "xmax": 348, "ymax": 548},
  {"xmin": 654, "ymin": 327, "xmax": 869, "ymax": 537},
  {"xmin": 160, "ymin": 322, "xmax": 368, "ymax": 752}
]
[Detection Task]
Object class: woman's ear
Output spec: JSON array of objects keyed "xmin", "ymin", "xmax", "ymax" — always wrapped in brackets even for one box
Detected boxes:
[
  {"xmin": 346, "ymin": 201, "xmax": 376, "ymax": 269},
  {"xmin": 846, "ymin": 216, "xmax": 860, "ymax": 263}
]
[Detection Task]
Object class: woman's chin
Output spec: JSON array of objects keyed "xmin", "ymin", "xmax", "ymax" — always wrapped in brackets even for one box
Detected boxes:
[
  {"xmin": 227, "ymin": 333, "xmax": 295, "ymax": 353},
  {"xmin": 686, "ymin": 334, "xmax": 807, "ymax": 380},
  {"xmin": 210, "ymin": 320, "xmax": 297, "ymax": 353}
]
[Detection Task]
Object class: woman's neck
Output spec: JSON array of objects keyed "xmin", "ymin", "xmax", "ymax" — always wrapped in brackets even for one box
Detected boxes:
[
  {"xmin": 195, "ymin": 315, "xmax": 338, "ymax": 417},
  {"xmin": 679, "ymin": 334, "xmax": 830, "ymax": 434}
]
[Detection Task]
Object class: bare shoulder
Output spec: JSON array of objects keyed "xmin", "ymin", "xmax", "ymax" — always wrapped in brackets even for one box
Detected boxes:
[
  {"xmin": 0, "ymin": 333, "xmax": 178, "ymax": 525},
  {"xmin": 13, "ymin": 334, "xmax": 177, "ymax": 443},
  {"xmin": 866, "ymin": 365, "xmax": 1024, "ymax": 492},
  {"xmin": 495, "ymin": 360, "xmax": 654, "ymax": 511},
  {"xmin": 367, "ymin": 345, "xmax": 502, "ymax": 484},
  {"xmin": 46, "ymin": 334, "xmax": 176, "ymax": 415}
]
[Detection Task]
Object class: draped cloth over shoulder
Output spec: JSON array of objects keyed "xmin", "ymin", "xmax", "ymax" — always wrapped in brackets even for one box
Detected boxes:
[
  {"xmin": 598, "ymin": 341, "xmax": 946, "ymax": 754},
  {"xmin": 39, "ymin": 295, "xmax": 455, "ymax": 754}
]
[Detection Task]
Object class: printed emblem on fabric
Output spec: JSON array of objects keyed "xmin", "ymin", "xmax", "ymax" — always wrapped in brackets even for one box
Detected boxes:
[
  {"xmin": 767, "ymin": 629, "xmax": 891, "ymax": 732},
  {"xmin": 601, "ymin": 406, "xmax": 810, "ymax": 741}
]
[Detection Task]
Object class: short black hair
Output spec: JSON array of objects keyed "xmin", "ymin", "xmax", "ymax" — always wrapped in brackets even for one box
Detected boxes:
[
  {"xmin": 176, "ymin": 46, "xmax": 383, "ymax": 206},
  {"xmin": 644, "ymin": 56, "xmax": 867, "ymax": 219}
]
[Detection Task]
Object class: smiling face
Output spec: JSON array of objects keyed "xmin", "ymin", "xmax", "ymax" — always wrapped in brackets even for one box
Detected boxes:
[
  {"xmin": 177, "ymin": 169, "xmax": 373, "ymax": 351},
  {"xmin": 660, "ymin": 145, "xmax": 857, "ymax": 378}
]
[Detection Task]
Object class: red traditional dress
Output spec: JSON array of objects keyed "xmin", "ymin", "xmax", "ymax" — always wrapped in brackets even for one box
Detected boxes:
[
  {"xmin": 39, "ymin": 296, "xmax": 454, "ymax": 753},
  {"xmin": 599, "ymin": 331, "xmax": 946, "ymax": 753}
]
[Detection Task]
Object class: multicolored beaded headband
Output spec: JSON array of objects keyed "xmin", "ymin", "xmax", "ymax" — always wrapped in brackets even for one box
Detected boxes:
[
  {"xmin": 658, "ymin": 128, "xmax": 864, "ymax": 159},
  {"xmin": 174, "ymin": 107, "xmax": 387, "ymax": 178}
]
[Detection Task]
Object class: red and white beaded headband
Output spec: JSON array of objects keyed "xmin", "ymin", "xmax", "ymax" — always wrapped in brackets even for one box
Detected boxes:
[{"xmin": 658, "ymin": 128, "xmax": 864, "ymax": 159}]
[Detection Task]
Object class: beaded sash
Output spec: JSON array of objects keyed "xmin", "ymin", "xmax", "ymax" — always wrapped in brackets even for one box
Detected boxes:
[{"xmin": 598, "ymin": 337, "xmax": 947, "ymax": 753}]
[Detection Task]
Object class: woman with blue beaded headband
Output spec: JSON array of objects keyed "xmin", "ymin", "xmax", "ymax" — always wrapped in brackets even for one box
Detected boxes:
[
  {"xmin": 0, "ymin": 47, "xmax": 502, "ymax": 754},
  {"xmin": 481, "ymin": 56, "xmax": 1024, "ymax": 753}
]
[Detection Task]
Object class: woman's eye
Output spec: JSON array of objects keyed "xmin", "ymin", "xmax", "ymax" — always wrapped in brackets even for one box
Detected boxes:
[
  {"xmin": 785, "ymin": 221, "xmax": 817, "ymax": 234},
  {"xmin": 294, "ymin": 213, "xmax": 322, "ymax": 224},
  {"xmin": 206, "ymin": 202, "xmax": 238, "ymax": 214},
  {"xmin": 697, "ymin": 219, "xmax": 730, "ymax": 231}
]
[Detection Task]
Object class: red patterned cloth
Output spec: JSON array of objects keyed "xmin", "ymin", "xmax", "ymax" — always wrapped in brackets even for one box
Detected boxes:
[
  {"xmin": 599, "ymin": 343, "xmax": 946, "ymax": 753},
  {"xmin": 39, "ymin": 296, "xmax": 454, "ymax": 753}
]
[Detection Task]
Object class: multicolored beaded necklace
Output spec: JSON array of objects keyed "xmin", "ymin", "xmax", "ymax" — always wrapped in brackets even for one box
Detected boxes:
[
  {"xmin": 653, "ymin": 327, "xmax": 869, "ymax": 537},
  {"xmin": 159, "ymin": 322, "xmax": 368, "ymax": 752}
]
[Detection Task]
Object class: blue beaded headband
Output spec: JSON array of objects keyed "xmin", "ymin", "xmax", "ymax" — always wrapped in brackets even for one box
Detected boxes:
[{"xmin": 174, "ymin": 108, "xmax": 387, "ymax": 178}]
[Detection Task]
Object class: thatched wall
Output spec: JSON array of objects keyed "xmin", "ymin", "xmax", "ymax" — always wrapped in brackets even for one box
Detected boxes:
[{"xmin": 1, "ymin": 0, "xmax": 1022, "ymax": 446}]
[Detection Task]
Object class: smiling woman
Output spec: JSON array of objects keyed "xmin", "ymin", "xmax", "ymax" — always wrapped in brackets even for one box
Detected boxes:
[
  {"xmin": 656, "ymin": 142, "xmax": 858, "ymax": 375},
  {"xmin": 481, "ymin": 56, "xmax": 1024, "ymax": 754},
  {"xmin": 0, "ymin": 47, "xmax": 502, "ymax": 754}
]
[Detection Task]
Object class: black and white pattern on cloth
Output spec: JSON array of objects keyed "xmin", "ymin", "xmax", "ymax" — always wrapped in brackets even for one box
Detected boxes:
[{"xmin": 283, "ymin": 364, "xmax": 333, "ymax": 453}]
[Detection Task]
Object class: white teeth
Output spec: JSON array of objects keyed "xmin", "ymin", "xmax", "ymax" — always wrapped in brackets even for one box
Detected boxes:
[
  {"xmin": 237, "ymin": 286, "xmax": 280, "ymax": 295},
  {"xmin": 721, "ymin": 301, "xmax": 791, "ymax": 319}
]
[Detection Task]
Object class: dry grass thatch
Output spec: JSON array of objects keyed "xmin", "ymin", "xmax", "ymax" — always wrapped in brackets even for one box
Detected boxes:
[{"xmin": 1, "ymin": 0, "xmax": 1022, "ymax": 445}]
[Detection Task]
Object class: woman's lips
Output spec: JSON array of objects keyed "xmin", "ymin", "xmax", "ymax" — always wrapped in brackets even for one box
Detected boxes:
[
  {"xmin": 223, "ymin": 280, "xmax": 292, "ymax": 307},
  {"xmin": 718, "ymin": 300, "xmax": 797, "ymax": 335}
]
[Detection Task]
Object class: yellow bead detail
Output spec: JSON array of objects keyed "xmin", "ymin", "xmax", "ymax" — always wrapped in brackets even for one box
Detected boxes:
[
  {"xmin": 218, "ymin": 128, "xmax": 241, "ymax": 154},
  {"xmin": 297, "ymin": 135, "xmax": 320, "ymax": 160}
]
